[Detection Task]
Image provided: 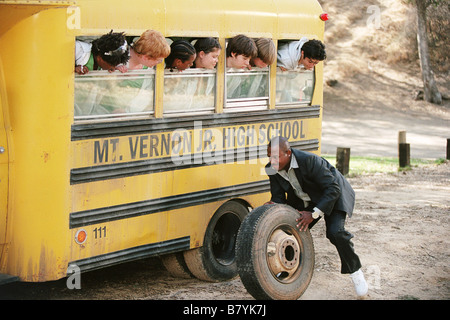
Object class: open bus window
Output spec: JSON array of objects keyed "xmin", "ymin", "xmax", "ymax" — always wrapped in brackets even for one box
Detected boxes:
[
  {"xmin": 275, "ymin": 69, "xmax": 315, "ymax": 106},
  {"xmin": 163, "ymin": 68, "xmax": 216, "ymax": 115},
  {"xmin": 225, "ymin": 67, "xmax": 270, "ymax": 110},
  {"xmin": 74, "ymin": 69, "xmax": 155, "ymax": 119}
]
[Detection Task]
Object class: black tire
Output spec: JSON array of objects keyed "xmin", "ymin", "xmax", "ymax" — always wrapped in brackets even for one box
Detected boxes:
[
  {"xmin": 236, "ymin": 204, "xmax": 315, "ymax": 300},
  {"xmin": 184, "ymin": 201, "xmax": 249, "ymax": 282},
  {"xmin": 160, "ymin": 252, "xmax": 194, "ymax": 279}
]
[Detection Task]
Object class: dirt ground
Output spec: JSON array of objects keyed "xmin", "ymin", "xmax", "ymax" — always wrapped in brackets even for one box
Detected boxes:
[{"xmin": 1, "ymin": 0, "xmax": 449, "ymax": 302}]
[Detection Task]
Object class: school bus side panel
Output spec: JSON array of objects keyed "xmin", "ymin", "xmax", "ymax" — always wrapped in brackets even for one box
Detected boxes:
[
  {"xmin": 0, "ymin": 56, "xmax": 9, "ymax": 268},
  {"xmin": 75, "ymin": 0, "xmax": 323, "ymax": 39},
  {"xmin": 0, "ymin": 6, "xmax": 73, "ymax": 281},
  {"xmin": 75, "ymin": 0, "xmax": 166, "ymax": 35},
  {"xmin": 276, "ymin": 0, "xmax": 324, "ymax": 39}
]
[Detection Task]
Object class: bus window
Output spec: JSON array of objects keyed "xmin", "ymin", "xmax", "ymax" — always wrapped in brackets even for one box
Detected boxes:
[
  {"xmin": 163, "ymin": 68, "xmax": 216, "ymax": 114},
  {"xmin": 74, "ymin": 69, "xmax": 155, "ymax": 119},
  {"xmin": 224, "ymin": 35, "xmax": 270, "ymax": 111},
  {"xmin": 225, "ymin": 67, "xmax": 270, "ymax": 110},
  {"xmin": 275, "ymin": 69, "xmax": 315, "ymax": 106}
]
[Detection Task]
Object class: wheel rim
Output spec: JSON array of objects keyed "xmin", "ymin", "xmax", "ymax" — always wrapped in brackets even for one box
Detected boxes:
[{"xmin": 266, "ymin": 227, "xmax": 303, "ymax": 283}]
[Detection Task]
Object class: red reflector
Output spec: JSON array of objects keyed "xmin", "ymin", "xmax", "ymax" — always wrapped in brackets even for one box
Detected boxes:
[{"xmin": 320, "ymin": 13, "xmax": 329, "ymax": 21}]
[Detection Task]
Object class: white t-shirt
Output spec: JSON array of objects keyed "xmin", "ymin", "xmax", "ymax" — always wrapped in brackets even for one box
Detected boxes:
[
  {"xmin": 277, "ymin": 37, "xmax": 309, "ymax": 71},
  {"xmin": 75, "ymin": 41, "xmax": 92, "ymax": 66}
]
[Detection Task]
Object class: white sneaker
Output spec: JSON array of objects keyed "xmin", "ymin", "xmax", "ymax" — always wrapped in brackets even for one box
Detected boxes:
[{"xmin": 350, "ymin": 269, "xmax": 368, "ymax": 297}]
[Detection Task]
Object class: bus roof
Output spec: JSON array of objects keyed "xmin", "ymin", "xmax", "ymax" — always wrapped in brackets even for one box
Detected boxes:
[{"xmin": 75, "ymin": 0, "xmax": 325, "ymax": 40}]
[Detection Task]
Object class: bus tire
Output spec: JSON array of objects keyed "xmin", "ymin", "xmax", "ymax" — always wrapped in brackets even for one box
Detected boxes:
[
  {"xmin": 160, "ymin": 252, "xmax": 194, "ymax": 279},
  {"xmin": 236, "ymin": 204, "xmax": 315, "ymax": 300},
  {"xmin": 184, "ymin": 200, "xmax": 249, "ymax": 282}
]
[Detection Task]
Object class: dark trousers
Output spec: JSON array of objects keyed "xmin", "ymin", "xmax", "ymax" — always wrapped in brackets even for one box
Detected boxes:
[{"xmin": 296, "ymin": 202, "xmax": 362, "ymax": 274}]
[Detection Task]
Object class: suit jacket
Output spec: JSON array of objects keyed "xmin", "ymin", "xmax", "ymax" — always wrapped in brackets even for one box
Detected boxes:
[{"xmin": 265, "ymin": 148, "xmax": 355, "ymax": 217}]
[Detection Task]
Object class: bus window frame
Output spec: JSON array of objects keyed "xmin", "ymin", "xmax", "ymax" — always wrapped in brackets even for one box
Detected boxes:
[
  {"xmin": 72, "ymin": 35, "xmax": 319, "ymax": 122},
  {"xmin": 162, "ymin": 68, "xmax": 217, "ymax": 116},
  {"xmin": 74, "ymin": 68, "xmax": 157, "ymax": 122},
  {"xmin": 223, "ymin": 36, "xmax": 272, "ymax": 112},
  {"xmin": 274, "ymin": 68, "xmax": 316, "ymax": 108},
  {"xmin": 224, "ymin": 67, "xmax": 271, "ymax": 112}
]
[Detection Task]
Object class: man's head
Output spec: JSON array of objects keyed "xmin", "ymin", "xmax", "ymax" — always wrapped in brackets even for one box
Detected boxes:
[{"xmin": 267, "ymin": 136, "xmax": 291, "ymax": 171}]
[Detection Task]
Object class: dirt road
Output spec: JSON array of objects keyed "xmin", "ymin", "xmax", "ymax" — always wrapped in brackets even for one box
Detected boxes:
[{"xmin": 320, "ymin": 72, "xmax": 449, "ymax": 160}]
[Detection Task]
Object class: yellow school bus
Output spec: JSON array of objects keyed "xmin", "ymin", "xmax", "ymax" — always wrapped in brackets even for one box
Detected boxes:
[{"xmin": 0, "ymin": 0, "xmax": 325, "ymax": 284}]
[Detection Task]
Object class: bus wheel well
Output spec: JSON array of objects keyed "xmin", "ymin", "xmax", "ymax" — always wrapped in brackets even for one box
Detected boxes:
[
  {"xmin": 227, "ymin": 198, "xmax": 253, "ymax": 212},
  {"xmin": 183, "ymin": 200, "xmax": 250, "ymax": 282}
]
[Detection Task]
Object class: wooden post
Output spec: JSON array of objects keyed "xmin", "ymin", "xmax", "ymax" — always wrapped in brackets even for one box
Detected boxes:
[
  {"xmin": 399, "ymin": 143, "xmax": 410, "ymax": 167},
  {"xmin": 398, "ymin": 131, "xmax": 410, "ymax": 168},
  {"xmin": 447, "ymin": 139, "xmax": 450, "ymax": 160},
  {"xmin": 398, "ymin": 131, "xmax": 406, "ymax": 144},
  {"xmin": 336, "ymin": 147, "xmax": 350, "ymax": 175}
]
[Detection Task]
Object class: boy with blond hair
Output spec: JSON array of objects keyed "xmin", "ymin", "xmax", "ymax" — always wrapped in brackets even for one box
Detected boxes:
[
  {"xmin": 250, "ymin": 38, "xmax": 276, "ymax": 68},
  {"xmin": 128, "ymin": 29, "xmax": 171, "ymax": 70}
]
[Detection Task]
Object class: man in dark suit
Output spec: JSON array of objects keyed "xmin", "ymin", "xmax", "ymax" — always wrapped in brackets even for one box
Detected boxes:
[{"xmin": 265, "ymin": 136, "xmax": 368, "ymax": 297}]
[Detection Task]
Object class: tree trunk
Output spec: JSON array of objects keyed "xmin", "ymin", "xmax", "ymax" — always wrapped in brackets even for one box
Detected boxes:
[{"xmin": 415, "ymin": 0, "xmax": 442, "ymax": 104}]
